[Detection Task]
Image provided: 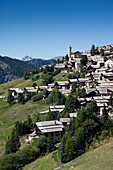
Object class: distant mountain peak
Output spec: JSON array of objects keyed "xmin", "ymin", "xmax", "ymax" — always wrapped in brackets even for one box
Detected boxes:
[{"xmin": 22, "ymin": 56, "xmax": 32, "ymax": 61}]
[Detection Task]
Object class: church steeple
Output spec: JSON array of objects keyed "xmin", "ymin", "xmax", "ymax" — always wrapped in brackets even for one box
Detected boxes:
[{"xmin": 68, "ymin": 46, "xmax": 72, "ymax": 59}]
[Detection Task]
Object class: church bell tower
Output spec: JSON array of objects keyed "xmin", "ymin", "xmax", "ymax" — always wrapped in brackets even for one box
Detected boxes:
[{"xmin": 68, "ymin": 46, "xmax": 72, "ymax": 60}]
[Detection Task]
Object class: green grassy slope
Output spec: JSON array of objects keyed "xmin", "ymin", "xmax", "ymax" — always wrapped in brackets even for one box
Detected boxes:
[
  {"xmin": 0, "ymin": 72, "xmax": 68, "ymax": 96},
  {"xmin": 0, "ymin": 72, "xmax": 68, "ymax": 155},
  {"xmin": 0, "ymin": 99, "xmax": 48, "ymax": 155},
  {"xmin": 23, "ymin": 152, "xmax": 57, "ymax": 170},
  {"xmin": 23, "ymin": 139, "xmax": 113, "ymax": 170},
  {"xmin": 54, "ymin": 72, "xmax": 68, "ymax": 81},
  {"xmin": 0, "ymin": 77, "xmax": 43, "ymax": 96}
]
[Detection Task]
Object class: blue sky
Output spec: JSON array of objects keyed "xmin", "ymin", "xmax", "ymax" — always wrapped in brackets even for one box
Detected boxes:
[{"xmin": 0, "ymin": 0, "xmax": 113, "ymax": 59}]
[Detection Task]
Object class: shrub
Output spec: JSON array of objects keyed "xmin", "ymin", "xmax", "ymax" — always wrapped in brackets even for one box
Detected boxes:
[
  {"xmin": 47, "ymin": 88, "xmax": 66, "ymax": 105},
  {"xmin": 31, "ymin": 75, "xmax": 40, "ymax": 81},
  {"xmin": 17, "ymin": 145, "xmax": 40, "ymax": 166},
  {"xmin": 42, "ymin": 73, "xmax": 54, "ymax": 85},
  {"xmin": 0, "ymin": 153, "xmax": 20, "ymax": 170},
  {"xmin": 52, "ymin": 69, "xmax": 61, "ymax": 76},
  {"xmin": 31, "ymin": 93, "xmax": 43, "ymax": 102},
  {"xmin": 0, "ymin": 136, "xmax": 54, "ymax": 170},
  {"xmin": 32, "ymin": 82, "xmax": 37, "ymax": 87},
  {"xmin": 67, "ymin": 71, "xmax": 80, "ymax": 79}
]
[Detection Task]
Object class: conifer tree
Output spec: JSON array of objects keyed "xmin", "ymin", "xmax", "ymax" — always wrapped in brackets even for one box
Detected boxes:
[
  {"xmin": 15, "ymin": 121, "xmax": 23, "ymax": 136},
  {"xmin": 47, "ymin": 88, "xmax": 66, "ymax": 105},
  {"xmin": 80, "ymin": 55, "xmax": 88, "ymax": 68},
  {"xmin": 7, "ymin": 92, "xmax": 14, "ymax": 104},
  {"xmin": 90, "ymin": 44, "xmax": 95, "ymax": 56},
  {"xmin": 18, "ymin": 94, "xmax": 25, "ymax": 104},
  {"xmin": 5, "ymin": 129, "xmax": 21, "ymax": 154},
  {"xmin": 103, "ymin": 104, "xmax": 108, "ymax": 120},
  {"xmin": 64, "ymin": 93, "xmax": 80, "ymax": 115},
  {"xmin": 63, "ymin": 133, "xmax": 75, "ymax": 162},
  {"xmin": 71, "ymin": 82, "xmax": 77, "ymax": 93}
]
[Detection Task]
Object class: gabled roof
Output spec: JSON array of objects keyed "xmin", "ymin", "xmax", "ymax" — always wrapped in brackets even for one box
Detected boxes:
[
  {"xmin": 38, "ymin": 86, "xmax": 48, "ymax": 89},
  {"xmin": 35, "ymin": 120, "xmax": 64, "ymax": 133},
  {"xmin": 95, "ymin": 99, "xmax": 109, "ymax": 103},
  {"xmin": 99, "ymin": 81, "xmax": 113, "ymax": 86},
  {"xmin": 9, "ymin": 88, "xmax": 23, "ymax": 93},
  {"xmin": 27, "ymin": 89, "xmax": 38, "ymax": 93},
  {"xmin": 55, "ymin": 81, "xmax": 69, "ymax": 86},
  {"xmin": 97, "ymin": 103, "xmax": 108, "ymax": 107},
  {"xmin": 96, "ymin": 68, "xmax": 108, "ymax": 71},
  {"xmin": 93, "ymin": 96, "xmax": 110, "ymax": 100},
  {"xmin": 78, "ymin": 78, "xmax": 89, "ymax": 82},
  {"xmin": 91, "ymin": 65, "xmax": 100, "ymax": 69},
  {"xmin": 60, "ymin": 118, "xmax": 70, "ymax": 125},
  {"xmin": 69, "ymin": 78, "xmax": 89, "ymax": 83},
  {"xmin": 105, "ymin": 59, "xmax": 113, "ymax": 63},
  {"xmin": 49, "ymin": 105, "xmax": 65, "ymax": 113},
  {"xmin": 50, "ymin": 105, "xmax": 65, "ymax": 109},
  {"xmin": 72, "ymin": 51, "xmax": 81, "ymax": 54},
  {"xmin": 48, "ymin": 84, "xmax": 55, "ymax": 87},
  {"xmin": 38, "ymin": 127, "xmax": 63, "ymax": 133},
  {"xmin": 67, "ymin": 65, "xmax": 72, "ymax": 68},
  {"xmin": 50, "ymin": 109, "xmax": 64, "ymax": 112},
  {"xmin": 69, "ymin": 113, "xmax": 77, "ymax": 118},
  {"xmin": 69, "ymin": 79, "xmax": 78, "ymax": 83},
  {"xmin": 24, "ymin": 87, "xmax": 35, "ymax": 90},
  {"xmin": 36, "ymin": 120, "xmax": 62, "ymax": 127},
  {"xmin": 55, "ymin": 64, "xmax": 65, "ymax": 69},
  {"xmin": 24, "ymin": 87, "xmax": 38, "ymax": 93},
  {"xmin": 39, "ymin": 110, "xmax": 49, "ymax": 114}
]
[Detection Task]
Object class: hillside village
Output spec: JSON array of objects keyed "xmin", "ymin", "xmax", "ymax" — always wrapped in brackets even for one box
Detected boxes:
[
  {"xmin": 1, "ymin": 44, "xmax": 113, "ymax": 169},
  {"xmin": 4, "ymin": 44, "xmax": 113, "ymax": 142}
]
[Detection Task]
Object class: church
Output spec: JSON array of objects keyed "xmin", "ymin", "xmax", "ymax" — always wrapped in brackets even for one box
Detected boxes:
[{"xmin": 68, "ymin": 46, "xmax": 81, "ymax": 61}]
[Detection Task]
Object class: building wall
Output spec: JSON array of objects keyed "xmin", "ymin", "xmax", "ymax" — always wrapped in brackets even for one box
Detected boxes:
[
  {"xmin": 105, "ymin": 60, "xmax": 113, "ymax": 68},
  {"xmin": 46, "ymin": 131, "xmax": 62, "ymax": 143}
]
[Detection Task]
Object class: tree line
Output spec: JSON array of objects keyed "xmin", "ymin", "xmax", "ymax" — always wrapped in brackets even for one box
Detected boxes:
[{"xmin": 59, "ymin": 101, "xmax": 113, "ymax": 163}]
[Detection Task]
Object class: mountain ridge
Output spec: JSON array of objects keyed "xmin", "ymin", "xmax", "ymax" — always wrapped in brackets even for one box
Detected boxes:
[{"xmin": 0, "ymin": 55, "xmax": 54, "ymax": 84}]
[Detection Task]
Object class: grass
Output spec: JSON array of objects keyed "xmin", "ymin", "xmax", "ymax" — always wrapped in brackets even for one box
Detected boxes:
[
  {"xmin": 0, "ymin": 72, "xmax": 68, "ymax": 96},
  {"xmin": 23, "ymin": 139, "xmax": 113, "ymax": 170},
  {"xmin": 0, "ymin": 100, "xmax": 49, "ymax": 155},
  {"xmin": 0, "ymin": 78, "xmax": 25, "ymax": 96},
  {"xmin": 0, "ymin": 99, "xmax": 9, "ymax": 109},
  {"xmin": 0, "ymin": 77, "xmax": 43, "ymax": 96},
  {"xmin": 54, "ymin": 72, "xmax": 68, "ymax": 82},
  {"xmin": 23, "ymin": 152, "xmax": 58, "ymax": 170}
]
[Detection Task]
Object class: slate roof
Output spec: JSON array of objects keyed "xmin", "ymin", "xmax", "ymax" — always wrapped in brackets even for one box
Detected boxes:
[
  {"xmin": 9, "ymin": 88, "xmax": 23, "ymax": 93},
  {"xmin": 35, "ymin": 120, "xmax": 64, "ymax": 133}
]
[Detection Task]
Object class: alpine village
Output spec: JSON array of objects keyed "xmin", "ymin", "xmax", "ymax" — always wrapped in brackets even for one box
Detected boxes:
[{"xmin": 1, "ymin": 44, "xmax": 113, "ymax": 170}]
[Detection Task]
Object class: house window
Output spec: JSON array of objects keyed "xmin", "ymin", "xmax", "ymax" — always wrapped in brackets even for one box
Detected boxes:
[
  {"xmin": 51, "ymin": 132, "xmax": 54, "ymax": 137},
  {"xmin": 55, "ymin": 132, "xmax": 60, "ymax": 136}
]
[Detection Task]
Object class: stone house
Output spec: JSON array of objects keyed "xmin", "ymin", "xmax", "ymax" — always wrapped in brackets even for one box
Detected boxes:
[
  {"xmin": 55, "ymin": 81, "xmax": 70, "ymax": 90},
  {"xmin": 8, "ymin": 88, "xmax": 23, "ymax": 99},
  {"xmin": 35, "ymin": 120, "xmax": 64, "ymax": 143},
  {"xmin": 105, "ymin": 59, "xmax": 113, "ymax": 68}
]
